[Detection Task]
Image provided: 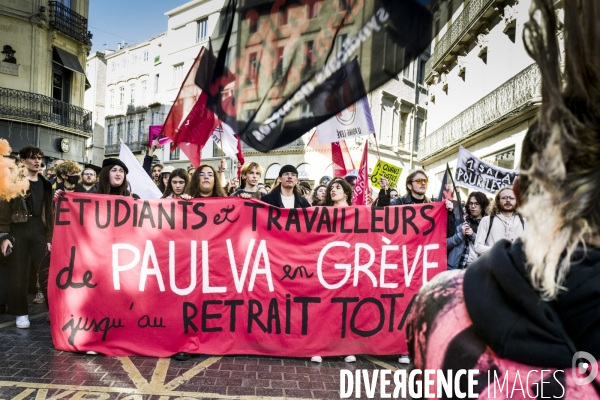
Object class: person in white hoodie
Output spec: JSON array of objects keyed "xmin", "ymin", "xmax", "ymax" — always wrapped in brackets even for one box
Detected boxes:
[{"xmin": 474, "ymin": 187, "xmax": 524, "ymax": 255}]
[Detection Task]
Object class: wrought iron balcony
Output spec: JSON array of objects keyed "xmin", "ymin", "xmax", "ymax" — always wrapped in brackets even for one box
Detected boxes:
[
  {"xmin": 424, "ymin": 0, "xmax": 495, "ymax": 81},
  {"xmin": 48, "ymin": 1, "xmax": 89, "ymax": 44},
  {"xmin": 0, "ymin": 87, "xmax": 92, "ymax": 134},
  {"xmin": 417, "ymin": 64, "xmax": 541, "ymax": 161}
]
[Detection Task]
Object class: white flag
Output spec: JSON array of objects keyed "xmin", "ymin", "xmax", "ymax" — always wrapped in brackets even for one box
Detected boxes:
[
  {"xmin": 316, "ymin": 97, "xmax": 375, "ymax": 145},
  {"xmin": 211, "ymin": 123, "xmax": 242, "ymax": 161},
  {"xmin": 119, "ymin": 141, "xmax": 162, "ymax": 199}
]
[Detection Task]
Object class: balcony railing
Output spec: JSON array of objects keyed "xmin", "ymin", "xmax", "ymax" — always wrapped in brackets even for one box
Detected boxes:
[
  {"xmin": 0, "ymin": 87, "xmax": 92, "ymax": 134},
  {"xmin": 48, "ymin": 1, "xmax": 89, "ymax": 44},
  {"xmin": 104, "ymin": 134, "xmax": 149, "ymax": 155},
  {"xmin": 424, "ymin": 0, "xmax": 495, "ymax": 81},
  {"xmin": 417, "ymin": 64, "xmax": 541, "ymax": 161}
]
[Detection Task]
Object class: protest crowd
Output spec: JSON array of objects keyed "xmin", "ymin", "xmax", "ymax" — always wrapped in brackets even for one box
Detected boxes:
[
  {"xmin": 1, "ymin": 0, "xmax": 599, "ymax": 397},
  {"xmin": 0, "ymin": 136, "xmax": 519, "ymax": 364}
]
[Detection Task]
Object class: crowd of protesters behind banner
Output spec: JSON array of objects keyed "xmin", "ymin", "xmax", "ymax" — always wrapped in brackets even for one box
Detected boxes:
[{"xmin": 0, "ymin": 138, "xmax": 523, "ymax": 365}]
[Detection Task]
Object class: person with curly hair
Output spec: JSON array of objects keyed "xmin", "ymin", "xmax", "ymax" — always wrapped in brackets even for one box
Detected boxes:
[
  {"xmin": 311, "ymin": 184, "xmax": 326, "ymax": 206},
  {"xmin": 473, "ymin": 187, "xmax": 525, "ymax": 255},
  {"xmin": 406, "ymin": 1, "xmax": 600, "ymax": 396},
  {"xmin": 55, "ymin": 161, "xmax": 87, "ymax": 193}
]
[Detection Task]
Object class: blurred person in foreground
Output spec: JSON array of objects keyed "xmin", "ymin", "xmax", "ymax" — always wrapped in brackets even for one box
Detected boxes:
[{"xmin": 406, "ymin": 1, "xmax": 600, "ymax": 396}]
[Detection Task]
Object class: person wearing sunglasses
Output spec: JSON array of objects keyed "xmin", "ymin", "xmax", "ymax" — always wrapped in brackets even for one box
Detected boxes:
[
  {"xmin": 473, "ymin": 187, "xmax": 525, "ymax": 256},
  {"xmin": 378, "ymin": 169, "xmax": 456, "ymax": 365}
]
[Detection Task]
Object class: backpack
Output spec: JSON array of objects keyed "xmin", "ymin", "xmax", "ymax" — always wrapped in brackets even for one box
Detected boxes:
[{"xmin": 484, "ymin": 214, "xmax": 525, "ymax": 244}]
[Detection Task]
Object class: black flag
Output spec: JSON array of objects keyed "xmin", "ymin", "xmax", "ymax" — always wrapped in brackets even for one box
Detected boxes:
[
  {"xmin": 196, "ymin": 0, "xmax": 432, "ymax": 152},
  {"xmin": 438, "ymin": 163, "xmax": 465, "ymax": 222}
]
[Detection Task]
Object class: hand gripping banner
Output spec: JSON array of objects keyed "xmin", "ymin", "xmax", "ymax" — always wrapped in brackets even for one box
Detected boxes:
[{"xmin": 49, "ymin": 194, "xmax": 447, "ymax": 357}]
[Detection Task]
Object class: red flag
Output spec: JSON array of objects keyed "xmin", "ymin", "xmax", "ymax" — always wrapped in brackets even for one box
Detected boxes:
[
  {"xmin": 161, "ymin": 47, "xmax": 219, "ymax": 167},
  {"xmin": 352, "ymin": 141, "xmax": 369, "ymax": 205},
  {"xmin": 307, "ymin": 131, "xmax": 354, "ymax": 177}
]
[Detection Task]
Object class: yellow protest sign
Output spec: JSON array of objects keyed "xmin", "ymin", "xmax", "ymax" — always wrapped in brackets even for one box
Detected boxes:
[{"xmin": 370, "ymin": 160, "xmax": 402, "ymax": 189}]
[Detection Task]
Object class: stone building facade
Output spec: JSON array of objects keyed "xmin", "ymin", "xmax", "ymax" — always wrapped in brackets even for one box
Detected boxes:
[
  {"xmin": 103, "ymin": 33, "xmax": 168, "ymax": 163},
  {"xmin": 0, "ymin": 0, "xmax": 92, "ymax": 165},
  {"xmin": 419, "ymin": 0, "xmax": 542, "ymax": 198}
]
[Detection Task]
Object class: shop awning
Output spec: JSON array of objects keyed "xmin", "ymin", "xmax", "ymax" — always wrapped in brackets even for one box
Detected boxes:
[{"xmin": 53, "ymin": 47, "xmax": 85, "ymax": 75}]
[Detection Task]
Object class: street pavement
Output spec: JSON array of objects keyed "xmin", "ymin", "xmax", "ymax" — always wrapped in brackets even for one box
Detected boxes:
[{"xmin": 0, "ymin": 298, "xmax": 409, "ymax": 400}]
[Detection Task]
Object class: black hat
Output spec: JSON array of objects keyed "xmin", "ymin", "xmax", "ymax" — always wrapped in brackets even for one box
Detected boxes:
[
  {"xmin": 84, "ymin": 163, "xmax": 102, "ymax": 175},
  {"xmin": 278, "ymin": 165, "xmax": 298, "ymax": 177},
  {"xmin": 102, "ymin": 158, "xmax": 129, "ymax": 174},
  {"xmin": 2, "ymin": 45, "xmax": 15, "ymax": 54}
]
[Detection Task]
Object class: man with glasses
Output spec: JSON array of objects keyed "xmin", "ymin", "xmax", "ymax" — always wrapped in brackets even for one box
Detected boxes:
[
  {"xmin": 81, "ymin": 167, "xmax": 99, "ymax": 193},
  {"xmin": 474, "ymin": 187, "xmax": 524, "ymax": 255},
  {"xmin": 261, "ymin": 165, "xmax": 311, "ymax": 208}
]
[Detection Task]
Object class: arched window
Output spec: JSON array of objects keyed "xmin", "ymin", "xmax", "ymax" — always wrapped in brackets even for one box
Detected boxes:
[{"xmin": 265, "ymin": 163, "xmax": 281, "ymax": 186}]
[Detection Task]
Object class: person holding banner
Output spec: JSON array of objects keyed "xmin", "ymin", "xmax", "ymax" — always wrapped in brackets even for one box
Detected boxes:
[
  {"xmin": 188, "ymin": 165, "xmax": 227, "ymax": 198},
  {"xmin": 407, "ymin": 0, "xmax": 600, "ymax": 396},
  {"xmin": 323, "ymin": 178, "xmax": 353, "ymax": 207},
  {"xmin": 160, "ymin": 168, "xmax": 191, "ymax": 200},
  {"xmin": 261, "ymin": 165, "xmax": 311, "ymax": 209},
  {"xmin": 97, "ymin": 159, "xmax": 139, "ymax": 199},
  {"xmin": 231, "ymin": 162, "xmax": 264, "ymax": 200},
  {"xmin": 311, "ymin": 177, "xmax": 356, "ymax": 364},
  {"xmin": 447, "ymin": 191, "xmax": 489, "ymax": 270}
]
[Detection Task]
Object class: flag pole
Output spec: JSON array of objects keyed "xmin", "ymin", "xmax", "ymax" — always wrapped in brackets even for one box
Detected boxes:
[
  {"xmin": 372, "ymin": 133, "xmax": 382, "ymax": 160},
  {"xmin": 447, "ymin": 163, "xmax": 466, "ymax": 222}
]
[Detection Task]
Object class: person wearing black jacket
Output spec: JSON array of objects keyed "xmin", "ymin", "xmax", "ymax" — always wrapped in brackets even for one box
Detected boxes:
[
  {"xmin": 378, "ymin": 171, "xmax": 456, "ymax": 238},
  {"xmin": 55, "ymin": 160, "xmax": 88, "ymax": 193},
  {"xmin": 377, "ymin": 170, "xmax": 455, "ymax": 365},
  {"xmin": 260, "ymin": 165, "xmax": 310, "ymax": 209},
  {"xmin": 0, "ymin": 146, "xmax": 54, "ymax": 329}
]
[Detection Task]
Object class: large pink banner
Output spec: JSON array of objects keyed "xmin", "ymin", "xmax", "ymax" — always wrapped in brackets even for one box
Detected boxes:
[{"xmin": 49, "ymin": 194, "xmax": 447, "ymax": 357}]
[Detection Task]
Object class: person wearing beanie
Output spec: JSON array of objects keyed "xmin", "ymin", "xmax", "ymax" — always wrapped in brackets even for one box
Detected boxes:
[
  {"xmin": 261, "ymin": 165, "xmax": 310, "ymax": 209},
  {"xmin": 96, "ymin": 158, "xmax": 138, "ymax": 198}
]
